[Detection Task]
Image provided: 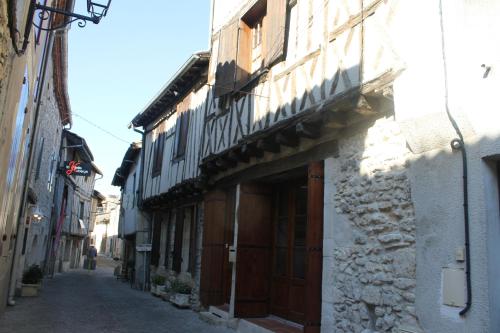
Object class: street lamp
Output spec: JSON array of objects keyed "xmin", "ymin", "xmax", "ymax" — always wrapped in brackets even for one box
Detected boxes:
[
  {"xmin": 33, "ymin": 0, "xmax": 112, "ymax": 31},
  {"xmin": 31, "ymin": 206, "xmax": 44, "ymax": 221}
]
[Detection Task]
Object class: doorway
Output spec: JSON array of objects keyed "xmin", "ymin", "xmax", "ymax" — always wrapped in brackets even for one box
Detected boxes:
[{"xmin": 270, "ymin": 178, "xmax": 308, "ymax": 324}]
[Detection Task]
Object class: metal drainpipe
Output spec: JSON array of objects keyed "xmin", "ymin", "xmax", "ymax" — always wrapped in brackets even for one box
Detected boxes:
[
  {"xmin": 438, "ymin": 0, "xmax": 471, "ymax": 316},
  {"xmin": 7, "ymin": 28, "xmax": 57, "ymax": 305}
]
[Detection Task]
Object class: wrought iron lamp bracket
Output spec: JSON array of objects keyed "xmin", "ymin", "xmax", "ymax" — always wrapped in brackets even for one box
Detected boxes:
[{"xmin": 33, "ymin": 1, "xmax": 110, "ymax": 32}]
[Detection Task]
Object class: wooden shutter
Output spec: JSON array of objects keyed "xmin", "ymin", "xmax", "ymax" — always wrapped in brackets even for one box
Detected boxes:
[
  {"xmin": 234, "ymin": 183, "xmax": 272, "ymax": 318},
  {"xmin": 200, "ymin": 190, "xmax": 227, "ymax": 306},
  {"xmin": 175, "ymin": 94, "xmax": 191, "ymax": 158},
  {"xmin": 152, "ymin": 125, "xmax": 165, "ymax": 175},
  {"xmin": 235, "ymin": 21, "xmax": 252, "ymax": 91},
  {"xmin": 304, "ymin": 161, "xmax": 324, "ymax": 333},
  {"xmin": 172, "ymin": 208, "xmax": 184, "ymax": 273},
  {"xmin": 214, "ymin": 20, "xmax": 239, "ymax": 97},
  {"xmin": 151, "ymin": 213, "xmax": 162, "ymax": 266},
  {"xmin": 265, "ymin": 0, "xmax": 287, "ymax": 67}
]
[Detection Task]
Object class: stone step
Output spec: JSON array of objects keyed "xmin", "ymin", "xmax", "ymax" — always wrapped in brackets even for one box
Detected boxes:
[
  {"xmin": 199, "ymin": 311, "xmax": 239, "ymax": 329},
  {"xmin": 199, "ymin": 311, "xmax": 227, "ymax": 326},
  {"xmin": 237, "ymin": 319, "xmax": 274, "ymax": 333},
  {"xmin": 209, "ymin": 305, "xmax": 230, "ymax": 320}
]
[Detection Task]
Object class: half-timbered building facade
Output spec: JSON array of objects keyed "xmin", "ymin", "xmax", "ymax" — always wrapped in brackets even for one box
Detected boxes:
[
  {"xmin": 131, "ymin": 52, "xmax": 210, "ymax": 302},
  {"xmin": 131, "ymin": 0, "xmax": 500, "ymax": 332}
]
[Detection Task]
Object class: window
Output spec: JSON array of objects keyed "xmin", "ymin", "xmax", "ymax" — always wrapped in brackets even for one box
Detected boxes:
[
  {"xmin": 79, "ymin": 201, "xmax": 85, "ymax": 220},
  {"xmin": 7, "ymin": 69, "xmax": 29, "ymax": 188},
  {"xmin": 174, "ymin": 94, "xmax": 191, "ymax": 159},
  {"xmin": 213, "ymin": 0, "xmax": 287, "ymax": 96},
  {"xmin": 152, "ymin": 130, "xmax": 165, "ymax": 177},
  {"xmin": 47, "ymin": 152, "xmax": 56, "ymax": 191},
  {"xmin": 35, "ymin": 137, "xmax": 45, "ymax": 180}
]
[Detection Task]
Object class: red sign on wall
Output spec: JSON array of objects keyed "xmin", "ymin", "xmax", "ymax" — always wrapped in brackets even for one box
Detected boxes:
[{"xmin": 64, "ymin": 161, "xmax": 91, "ymax": 176}]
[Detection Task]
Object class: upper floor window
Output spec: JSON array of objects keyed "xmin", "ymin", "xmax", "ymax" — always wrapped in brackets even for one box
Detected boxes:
[
  {"xmin": 213, "ymin": 0, "xmax": 287, "ymax": 97},
  {"xmin": 152, "ymin": 131, "xmax": 165, "ymax": 177},
  {"xmin": 174, "ymin": 94, "xmax": 191, "ymax": 159}
]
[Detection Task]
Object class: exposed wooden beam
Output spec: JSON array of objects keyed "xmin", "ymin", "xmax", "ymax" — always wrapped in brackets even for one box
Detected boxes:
[
  {"xmin": 216, "ymin": 156, "xmax": 236, "ymax": 169},
  {"xmin": 228, "ymin": 149, "xmax": 249, "ymax": 163},
  {"xmin": 241, "ymin": 143, "xmax": 264, "ymax": 158},
  {"xmin": 257, "ymin": 137, "xmax": 280, "ymax": 153},
  {"xmin": 275, "ymin": 130, "xmax": 299, "ymax": 147},
  {"xmin": 296, "ymin": 121, "xmax": 321, "ymax": 139}
]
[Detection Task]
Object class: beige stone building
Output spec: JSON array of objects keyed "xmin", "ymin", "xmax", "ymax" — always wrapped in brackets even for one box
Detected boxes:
[{"xmin": 0, "ymin": 0, "xmax": 73, "ymax": 313}]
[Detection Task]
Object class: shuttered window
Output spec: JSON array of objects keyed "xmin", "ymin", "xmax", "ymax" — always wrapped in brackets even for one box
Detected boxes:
[
  {"xmin": 214, "ymin": 20, "xmax": 239, "ymax": 98},
  {"xmin": 264, "ymin": 0, "xmax": 287, "ymax": 67},
  {"xmin": 215, "ymin": 0, "xmax": 287, "ymax": 95},
  {"xmin": 152, "ymin": 128, "xmax": 165, "ymax": 177},
  {"xmin": 174, "ymin": 93, "xmax": 191, "ymax": 159}
]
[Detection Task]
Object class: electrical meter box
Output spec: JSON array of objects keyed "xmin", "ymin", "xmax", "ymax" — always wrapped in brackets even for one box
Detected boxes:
[{"xmin": 442, "ymin": 267, "xmax": 466, "ymax": 307}]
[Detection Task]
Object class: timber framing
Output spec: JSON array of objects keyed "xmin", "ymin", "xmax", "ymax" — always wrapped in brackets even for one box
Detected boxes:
[
  {"xmin": 199, "ymin": 69, "xmax": 399, "ymax": 179},
  {"xmin": 141, "ymin": 178, "xmax": 204, "ymax": 210}
]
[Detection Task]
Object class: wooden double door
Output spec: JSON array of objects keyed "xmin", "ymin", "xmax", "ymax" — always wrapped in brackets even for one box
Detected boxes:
[{"xmin": 201, "ymin": 162, "xmax": 324, "ymax": 332}]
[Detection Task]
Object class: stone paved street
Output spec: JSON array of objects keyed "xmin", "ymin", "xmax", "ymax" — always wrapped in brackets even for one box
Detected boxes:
[{"xmin": 0, "ymin": 259, "xmax": 233, "ymax": 333}]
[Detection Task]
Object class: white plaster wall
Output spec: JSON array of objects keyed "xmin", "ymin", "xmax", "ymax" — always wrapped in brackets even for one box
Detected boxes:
[{"xmin": 391, "ymin": 1, "xmax": 500, "ymax": 332}]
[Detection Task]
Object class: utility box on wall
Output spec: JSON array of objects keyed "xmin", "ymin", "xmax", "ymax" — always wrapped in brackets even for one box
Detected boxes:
[{"xmin": 442, "ymin": 267, "xmax": 466, "ymax": 307}]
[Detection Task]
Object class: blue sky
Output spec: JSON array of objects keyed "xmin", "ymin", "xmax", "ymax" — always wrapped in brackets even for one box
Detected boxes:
[{"xmin": 68, "ymin": 1, "xmax": 211, "ymax": 195}]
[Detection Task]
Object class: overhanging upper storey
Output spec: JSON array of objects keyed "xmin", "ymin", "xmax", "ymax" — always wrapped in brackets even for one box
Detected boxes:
[{"xmin": 200, "ymin": 0, "xmax": 403, "ymax": 180}]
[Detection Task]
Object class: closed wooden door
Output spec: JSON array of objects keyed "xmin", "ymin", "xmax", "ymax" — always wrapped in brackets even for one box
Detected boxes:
[
  {"xmin": 270, "ymin": 178, "xmax": 308, "ymax": 324},
  {"xmin": 222, "ymin": 187, "xmax": 236, "ymax": 304},
  {"xmin": 200, "ymin": 190, "xmax": 227, "ymax": 307},
  {"xmin": 234, "ymin": 183, "xmax": 273, "ymax": 317}
]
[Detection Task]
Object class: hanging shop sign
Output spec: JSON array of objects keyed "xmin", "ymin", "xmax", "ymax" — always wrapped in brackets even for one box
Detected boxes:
[{"xmin": 64, "ymin": 160, "xmax": 92, "ymax": 176}]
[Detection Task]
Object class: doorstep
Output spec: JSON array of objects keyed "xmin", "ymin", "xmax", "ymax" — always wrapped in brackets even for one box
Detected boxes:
[
  {"xmin": 238, "ymin": 316, "xmax": 303, "ymax": 333},
  {"xmin": 199, "ymin": 305, "xmax": 238, "ymax": 329}
]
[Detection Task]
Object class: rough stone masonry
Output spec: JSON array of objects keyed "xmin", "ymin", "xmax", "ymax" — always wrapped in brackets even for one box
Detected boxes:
[{"xmin": 326, "ymin": 116, "xmax": 419, "ymax": 333}]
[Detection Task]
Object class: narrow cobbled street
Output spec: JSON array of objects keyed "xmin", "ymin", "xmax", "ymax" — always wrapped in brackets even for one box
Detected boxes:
[{"xmin": 0, "ymin": 258, "xmax": 232, "ymax": 333}]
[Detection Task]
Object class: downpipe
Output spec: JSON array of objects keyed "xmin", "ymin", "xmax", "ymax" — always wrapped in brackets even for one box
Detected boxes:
[{"xmin": 439, "ymin": 0, "xmax": 471, "ymax": 316}]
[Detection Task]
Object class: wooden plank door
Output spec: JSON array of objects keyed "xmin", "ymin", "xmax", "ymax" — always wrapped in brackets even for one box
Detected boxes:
[
  {"xmin": 270, "ymin": 178, "xmax": 307, "ymax": 324},
  {"xmin": 222, "ymin": 187, "xmax": 236, "ymax": 304},
  {"xmin": 234, "ymin": 183, "xmax": 273, "ymax": 317},
  {"xmin": 200, "ymin": 190, "xmax": 227, "ymax": 307},
  {"xmin": 304, "ymin": 161, "xmax": 324, "ymax": 333}
]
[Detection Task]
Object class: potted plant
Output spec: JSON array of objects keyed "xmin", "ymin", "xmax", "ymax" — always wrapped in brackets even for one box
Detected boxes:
[
  {"xmin": 151, "ymin": 275, "xmax": 166, "ymax": 296},
  {"xmin": 21, "ymin": 265, "xmax": 43, "ymax": 297},
  {"xmin": 169, "ymin": 279, "xmax": 192, "ymax": 308}
]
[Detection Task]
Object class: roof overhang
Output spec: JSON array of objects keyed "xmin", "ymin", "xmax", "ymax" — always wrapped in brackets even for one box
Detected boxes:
[
  {"xmin": 130, "ymin": 51, "xmax": 210, "ymax": 128},
  {"xmin": 52, "ymin": 0, "xmax": 75, "ymax": 126},
  {"xmin": 112, "ymin": 141, "xmax": 142, "ymax": 187},
  {"xmin": 63, "ymin": 129, "xmax": 94, "ymax": 162}
]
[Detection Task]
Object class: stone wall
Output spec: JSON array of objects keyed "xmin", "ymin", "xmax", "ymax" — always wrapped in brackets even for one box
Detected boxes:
[
  {"xmin": 0, "ymin": 1, "xmax": 10, "ymax": 98},
  {"xmin": 323, "ymin": 116, "xmax": 421, "ymax": 333}
]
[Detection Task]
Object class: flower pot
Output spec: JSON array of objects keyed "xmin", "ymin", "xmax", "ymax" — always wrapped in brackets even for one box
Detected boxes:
[
  {"xmin": 151, "ymin": 285, "xmax": 165, "ymax": 296},
  {"xmin": 21, "ymin": 283, "xmax": 40, "ymax": 297},
  {"xmin": 169, "ymin": 293, "xmax": 191, "ymax": 308}
]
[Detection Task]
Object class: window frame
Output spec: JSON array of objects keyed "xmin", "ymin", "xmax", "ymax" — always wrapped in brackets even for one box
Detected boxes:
[{"xmin": 151, "ymin": 131, "xmax": 165, "ymax": 177}]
